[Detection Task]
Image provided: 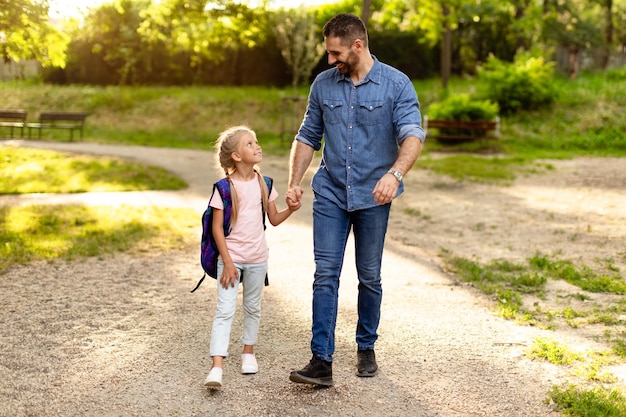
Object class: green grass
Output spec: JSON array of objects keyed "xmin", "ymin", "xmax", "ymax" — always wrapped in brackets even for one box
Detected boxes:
[
  {"xmin": 0, "ymin": 147, "xmax": 187, "ymax": 193},
  {"xmin": 418, "ymin": 154, "xmax": 554, "ymax": 184},
  {"xmin": 441, "ymin": 250, "xmax": 625, "ymax": 328},
  {"xmin": 529, "ymin": 253, "xmax": 626, "ymax": 294},
  {"xmin": 2, "ymin": 70, "xmax": 625, "ymax": 171},
  {"xmin": 0, "ymin": 146, "xmax": 195, "ymax": 272},
  {"xmin": 527, "ymin": 337, "xmax": 584, "ymax": 365},
  {"xmin": 0, "ymin": 204, "xmax": 197, "ymax": 272},
  {"xmin": 549, "ymin": 385, "xmax": 626, "ymax": 417}
]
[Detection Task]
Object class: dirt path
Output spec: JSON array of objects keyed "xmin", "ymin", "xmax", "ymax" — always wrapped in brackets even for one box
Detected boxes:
[{"xmin": 2, "ymin": 140, "xmax": 625, "ymax": 416}]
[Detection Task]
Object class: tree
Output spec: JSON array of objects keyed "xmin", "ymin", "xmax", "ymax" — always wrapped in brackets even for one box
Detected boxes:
[
  {"xmin": 73, "ymin": 0, "xmax": 150, "ymax": 85},
  {"xmin": 272, "ymin": 7, "xmax": 324, "ymax": 94},
  {"xmin": 137, "ymin": 0, "xmax": 268, "ymax": 81},
  {"xmin": 542, "ymin": 0, "xmax": 604, "ymax": 77},
  {"xmin": 0, "ymin": 0, "xmax": 68, "ymax": 68}
]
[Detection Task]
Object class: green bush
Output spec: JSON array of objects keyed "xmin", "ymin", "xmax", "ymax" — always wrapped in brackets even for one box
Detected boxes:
[
  {"xmin": 426, "ymin": 94, "xmax": 499, "ymax": 142},
  {"xmin": 605, "ymin": 67, "xmax": 626, "ymax": 81},
  {"xmin": 427, "ymin": 93, "xmax": 499, "ymax": 121},
  {"xmin": 478, "ymin": 54, "xmax": 556, "ymax": 114}
]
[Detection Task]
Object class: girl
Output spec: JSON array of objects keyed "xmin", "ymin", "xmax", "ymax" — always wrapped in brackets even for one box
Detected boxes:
[{"xmin": 204, "ymin": 126, "xmax": 299, "ymax": 388}]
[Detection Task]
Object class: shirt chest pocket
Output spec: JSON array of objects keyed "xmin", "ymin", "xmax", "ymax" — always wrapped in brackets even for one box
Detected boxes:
[
  {"xmin": 322, "ymin": 100, "xmax": 343, "ymax": 125},
  {"xmin": 359, "ymin": 100, "xmax": 384, "ymax": 126}
]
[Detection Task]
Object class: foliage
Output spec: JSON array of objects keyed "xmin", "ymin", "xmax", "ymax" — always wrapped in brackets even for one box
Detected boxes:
[
  {"xmin": 441, "ymin": 250, "xmax": 625, "ymax": 326},
  {"xmin": 0, "ymin": 0, "xmax": 69, "ymax": 67},
  {"xmin": 2, "ymin": 70, "xmax": 625, "ymax": 158},
  {"xmin": 0, "ymin": 204, "xmax": 197, "ymax": 272},
  {"xmin": 418, "ymin": 155, "xmax": 543, "ymax": 184},
  {"xmin": 77, "ymin": 0, "xmax": 150, "ymax": 85},
  {"xmin": 427, "ymin": 93, "xmax": 499, "ymax": 120},
  {"xmin": 0, "ymin": 147, "xmax": 187, "ymax": 194},
  {"xmin": 528, "ymin": 253, "xmax": 626, "ymax": 294},
  {"xmin": 527, "ymin": 337, "xmax": 583, "ymax": 365},
  {"xmin": 549, "ymin": 385, "xmax": 626, "ymax": 417},
  {"xmin": 271, "ymin": 7, "xmax": 325, "ymax": 92},
  {"xmin": 478, "ymin": 53, "xmax": 557, "ymax": 114}
]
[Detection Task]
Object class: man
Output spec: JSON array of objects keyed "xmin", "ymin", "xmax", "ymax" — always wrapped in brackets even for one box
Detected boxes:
[{"xmin": 286, "ymin": 13, "xmax": 425, "ymax": 386}]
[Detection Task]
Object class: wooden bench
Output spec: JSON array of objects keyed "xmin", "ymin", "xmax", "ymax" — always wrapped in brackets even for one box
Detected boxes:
[
  {"xmin": 0, "ymin": 110, "xmax": 28, "ymax": 138},
  {"xmin": 27, "ymin": 111, "xmax": 88, "ymax": 140},
  {"xmin": 424, "ymin": 116, "xmax": 500, "ymax": 142}
]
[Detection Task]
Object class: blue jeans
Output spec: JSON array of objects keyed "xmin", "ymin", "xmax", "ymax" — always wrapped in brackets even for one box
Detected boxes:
[{"xmin": 310, "ymin": 192, "xmax": 391, "ymax": 362}]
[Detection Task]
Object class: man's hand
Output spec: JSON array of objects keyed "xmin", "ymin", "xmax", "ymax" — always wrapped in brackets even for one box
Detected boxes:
[
  {"xmin": 372, "ymin": 173, "xmax": 400, "ymax": 205},
  {"xmin": 286, "ymin": 186, "xmax": 303, "ymax": 211}
]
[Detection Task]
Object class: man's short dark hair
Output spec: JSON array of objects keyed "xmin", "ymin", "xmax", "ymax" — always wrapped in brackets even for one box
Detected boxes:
[{"xmin": 322, "ymin": 13, "xmax": 368, "ymax": 48}]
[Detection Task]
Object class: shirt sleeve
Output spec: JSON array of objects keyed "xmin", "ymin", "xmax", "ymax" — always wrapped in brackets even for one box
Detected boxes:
[
  {"xmin": 269, "ymin": 185, "xmax": 278, "ymax": 202},
  {"xmin": 295, "ymin": 78, "xmax": 324, "ymax": 151},
  {"xmin": 209, "ymin": 189, "xmax": 224, "ymax": 210},
  {"xmin": 395, "ymin": 78, "xmax": 426, "ymax": 143}
]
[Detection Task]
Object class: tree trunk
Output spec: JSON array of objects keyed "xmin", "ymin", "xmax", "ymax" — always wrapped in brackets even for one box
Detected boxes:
[
  {"xmin": 568, "ymin": 45, "xmax": 580, "ymax": 79},
  {"xmin": 361, "ymin": 0, "xmax": 372, "ymax": 28},
  {"xmin": 600, "ymin": 0, "xmax": 613, "ymax": 69},
  {"xmin": 441, "ymin": 4, "xmax": 451, "ymax": 89},
  {"xmin": 513, "ymin": 2, "xmax": 528, "ymax": 51}
]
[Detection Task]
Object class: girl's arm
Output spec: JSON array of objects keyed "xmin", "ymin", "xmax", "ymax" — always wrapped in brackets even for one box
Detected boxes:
[
  {"xmin": 212, "ymin": 208, "xmax": 239, "ymax": 288},
  {"xmin": 266, "ymin": 196, "xmax": 297, "ymax": 227}
]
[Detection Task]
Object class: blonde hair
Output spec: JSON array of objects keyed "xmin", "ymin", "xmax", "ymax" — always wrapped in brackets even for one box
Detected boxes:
[{"xmin": 214, "ymin": 125, "xmax": 269, "ymax": 227}]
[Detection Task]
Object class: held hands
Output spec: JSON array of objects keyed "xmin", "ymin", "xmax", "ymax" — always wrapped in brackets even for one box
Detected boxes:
[
  {"xmin": 372, "ymin": 173, "xmax": 400, "ymax": 205},
  {"xmin": 219, "ymin": 261, "xmax": 240, "ymax": 289},
  {"xmin": 286, "ymin": 187, "xmax": 303, "ymax": 211}
]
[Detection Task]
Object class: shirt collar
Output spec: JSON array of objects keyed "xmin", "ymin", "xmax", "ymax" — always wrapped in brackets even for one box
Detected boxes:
[{"xmin": 334, "ymin": 55, "xmax": 382, "ymax": 85}]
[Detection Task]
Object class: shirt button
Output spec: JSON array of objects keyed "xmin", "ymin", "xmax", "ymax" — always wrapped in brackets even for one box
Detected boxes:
[{"xmin": 349, "ymin": 125, "xmax": 352, "ymax": 129}]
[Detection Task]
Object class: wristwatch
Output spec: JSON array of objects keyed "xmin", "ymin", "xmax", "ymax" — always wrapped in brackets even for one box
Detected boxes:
[{"xmin": 387, "ymin": 169, "xmax": 403, "ymax": 182}]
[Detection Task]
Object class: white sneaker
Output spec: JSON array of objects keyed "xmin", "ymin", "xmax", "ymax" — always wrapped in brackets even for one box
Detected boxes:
[
  {"xmin": 204, "ymin": 367, "xmax": 223, "ymax": 387},
  {"xmin": 241, "ymin": 353, "xmax": 258, "ymax": 374}
]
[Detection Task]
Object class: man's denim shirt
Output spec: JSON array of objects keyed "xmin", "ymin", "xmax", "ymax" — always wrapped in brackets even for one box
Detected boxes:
[{"xmin": 296, "ymin": 56, "xmax": 425, "ymax": 212}]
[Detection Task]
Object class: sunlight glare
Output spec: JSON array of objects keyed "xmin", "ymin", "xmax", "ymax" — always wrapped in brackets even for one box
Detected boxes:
[{"xmin": 49, "ymin": 0, "xmax": 340, "ymax": 19}]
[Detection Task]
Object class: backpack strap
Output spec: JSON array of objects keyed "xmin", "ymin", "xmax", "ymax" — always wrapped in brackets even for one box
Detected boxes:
[
  {"xmin": 215, "ymin": 178, "xmax": 232, "ymax": 236},
  {"xmin": 261, "ymin": 176, "xmax": 273, "ymax": 286}
]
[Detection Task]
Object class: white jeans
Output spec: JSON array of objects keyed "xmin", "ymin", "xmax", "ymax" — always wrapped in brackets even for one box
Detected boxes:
[{"xmin": 209, "ymin": 260, "xmax": 267, "ymax": 358}]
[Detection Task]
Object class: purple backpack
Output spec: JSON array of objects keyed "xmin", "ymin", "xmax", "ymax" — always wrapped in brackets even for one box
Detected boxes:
[{"xmin": 191, "ymin": 176, "xmax": 273, "ymax": 292}]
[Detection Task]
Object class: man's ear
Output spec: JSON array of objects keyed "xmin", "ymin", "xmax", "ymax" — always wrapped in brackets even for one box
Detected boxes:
[{"xmin": 353, "ymin": 38, "xmax": 364, "ymax": 51}]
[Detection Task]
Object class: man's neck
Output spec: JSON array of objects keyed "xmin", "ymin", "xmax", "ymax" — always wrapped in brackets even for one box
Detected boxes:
[{"xmin": 350, "ymin": 53, "xmax": 374, "ymax": 84}]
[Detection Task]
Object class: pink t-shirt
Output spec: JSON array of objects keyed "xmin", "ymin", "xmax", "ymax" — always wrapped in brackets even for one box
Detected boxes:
[{"xmin": 209, "ymin": 177, "xmax": 278, "ymax": 264}]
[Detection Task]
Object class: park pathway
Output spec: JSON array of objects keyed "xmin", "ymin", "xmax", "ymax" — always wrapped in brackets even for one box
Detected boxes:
[{"xmin": 0, "ymin": 139, "xmax": 563, "ymax": 416}]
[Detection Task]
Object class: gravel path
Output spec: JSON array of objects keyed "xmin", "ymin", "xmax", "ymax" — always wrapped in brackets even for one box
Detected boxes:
[{"xmin": 0, "ymin": 139, "xmax": 593, "ymax": 416}]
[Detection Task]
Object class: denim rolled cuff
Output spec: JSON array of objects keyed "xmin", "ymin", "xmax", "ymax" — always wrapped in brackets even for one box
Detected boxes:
[
  {"xmin": 296, "ymin": 134, "xmax": 322, "ymax": 151},
  {"xmin": 398, "ymin": 124, "xmax": 426, "ymax": 144}
]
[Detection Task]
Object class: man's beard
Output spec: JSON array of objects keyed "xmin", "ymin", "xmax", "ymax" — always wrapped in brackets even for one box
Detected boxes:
[{"xmin": 335, "ymin": 51, "xmax": 357, "ymax": 75}]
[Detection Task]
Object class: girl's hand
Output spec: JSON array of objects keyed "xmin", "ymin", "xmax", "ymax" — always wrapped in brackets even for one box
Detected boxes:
[
  {"xmin": 219, "ymin": 262, "xmax": 239, "ymax": 289},
  {"xmin": 286, "ymin": 188, "xmax": 302, "ymax": 211}
]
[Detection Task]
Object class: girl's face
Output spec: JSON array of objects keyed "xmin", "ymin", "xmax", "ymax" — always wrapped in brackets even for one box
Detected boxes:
[{"xmin": 234, "ymin": 132, "xmax": 262, "ymax": 165}]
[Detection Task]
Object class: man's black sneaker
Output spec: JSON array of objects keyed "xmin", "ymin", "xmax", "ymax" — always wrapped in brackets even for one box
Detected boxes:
[
  {"xmin": 356, "ymin": 349, "xmax": 378, "ymax": 377},
  {"xmin": 289, "ymin": 356, "xmax": 334, "ymax": 386}
]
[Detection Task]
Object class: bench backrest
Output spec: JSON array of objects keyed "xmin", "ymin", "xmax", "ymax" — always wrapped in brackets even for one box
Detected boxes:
[
  {"xmin": 0, "ymin": 110, "xmax": 27, "ymax": 121},
  {"xmin": 39, "ymin": 112, "xmax": 88, "ymax": 122}
]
